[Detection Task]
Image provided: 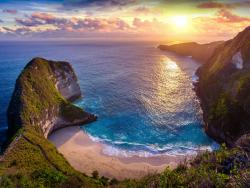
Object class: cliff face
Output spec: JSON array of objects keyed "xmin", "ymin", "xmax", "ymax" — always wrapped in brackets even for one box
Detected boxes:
[
  {"xmin": 158, "ymin": 41, "xmax": 223, "ymax": 63},
  {"xmin": 196, "ymin": 26, "xmax": 250, "ymax": 145},
  {"xmin": 7, "ymin": 57, "xmax": 96, "ymax": 138},
  {"xmin": 51, "ymin": 61, "xmax": 81, "ymax": 101}
]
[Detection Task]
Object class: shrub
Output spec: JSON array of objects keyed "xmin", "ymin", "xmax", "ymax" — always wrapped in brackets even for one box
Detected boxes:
[
  {"xmin": 92, "ymin": 170, "xmax": 99, "ymax": 179},
  {"xmin": 0, "ymin": 175, "xmax": 14, "ymax": 188},
  {"xmin": 32, "ymin": 169, "xmax": 67, "ymax": 186}
]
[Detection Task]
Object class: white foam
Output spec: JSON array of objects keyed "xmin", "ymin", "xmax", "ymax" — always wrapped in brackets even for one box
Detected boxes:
[
  {"xmin": 191, "ymin": 72, "xmax": 199, "ymax": 83},
  {"xmin": 232, "ymin": 51, "xmax": 243, "ymax": 70},
  {"xmin": 102, "ymin": 144, "xmax": 217, "ymax": 158},
  {"xmin": 85, "ymin": 131, "xmax": 218, "ymax": 158}
]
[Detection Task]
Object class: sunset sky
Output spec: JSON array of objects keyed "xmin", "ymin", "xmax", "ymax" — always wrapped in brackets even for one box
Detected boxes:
[{"xmin": 1, "ymin": 0, "xmax": 250, "ymax": 42}]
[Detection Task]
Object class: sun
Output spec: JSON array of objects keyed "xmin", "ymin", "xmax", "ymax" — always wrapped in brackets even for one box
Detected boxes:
[{"xmin": 171, "ymin": 16, "xmax": 188, "ymax": 28}]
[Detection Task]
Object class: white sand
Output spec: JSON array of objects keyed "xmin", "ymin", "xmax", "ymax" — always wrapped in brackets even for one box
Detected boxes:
[{"xmin": 49, "ymin": 126, "xmax": 190, "ymax": 180}]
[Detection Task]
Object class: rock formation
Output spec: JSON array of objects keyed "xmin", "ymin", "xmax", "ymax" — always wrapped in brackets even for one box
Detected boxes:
[
  {"xmin": 196, "ymin": 26, "xmax": 250, "ymax": 146},
  {"xmin": 7, "ymin": 57, "xmax": 96, "ymax": 138},
  {"xmin": 158, "ymin": 41, "xmax": 223, "ymax": 63}
]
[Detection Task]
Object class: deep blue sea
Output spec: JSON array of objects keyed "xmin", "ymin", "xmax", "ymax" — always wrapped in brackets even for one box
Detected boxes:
[{"xmin": 0, "ymin": 40, "xmax": 217, "ymax": 156}]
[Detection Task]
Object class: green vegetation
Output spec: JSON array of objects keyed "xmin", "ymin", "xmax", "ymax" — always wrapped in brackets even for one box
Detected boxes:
[
  {"xmin": 59, "ymin": 101, "xmax": 89, "ymax": 122},
  {"xmin": 196, "ymin": 26, "xmax": 250, "ymax": 144},
  {"xmin": 117, "ymin": 145, "xmax": 249, "ymax": 188},
  {"xmin": 0, "ymin": 126, "xmax": 103, "ymax": 187},
  {"xmin": 7, "ymin": 58, "xmax": 62, "ymax": 137}
]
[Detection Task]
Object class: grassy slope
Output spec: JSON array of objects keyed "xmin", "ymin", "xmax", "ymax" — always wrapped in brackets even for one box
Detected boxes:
[{"xmin": 0, "ymin": 127, "xmax": 102, "ymax": 188}]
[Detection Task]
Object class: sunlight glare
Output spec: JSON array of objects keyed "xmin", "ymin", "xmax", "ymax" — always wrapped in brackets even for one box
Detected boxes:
[
  {"xmin": 165, "ymin": 59, "xmax": 178, "ymax": 71},
  {"xmin": 171, "ymin": 16, "xmax": 188, "ymax": 28}
]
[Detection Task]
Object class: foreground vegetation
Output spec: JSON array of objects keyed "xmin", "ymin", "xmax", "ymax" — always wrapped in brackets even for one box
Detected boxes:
[
  {"xmin": 117, "ymin": 145, "xmax": 249, "ymax": 188},
  {"xmin": 0, "ymin": 126, "xmax": 104, "ymax": 188},
  {"xmin": 1, "ymin": 141, "xmax": 249, "ymax": 187}
]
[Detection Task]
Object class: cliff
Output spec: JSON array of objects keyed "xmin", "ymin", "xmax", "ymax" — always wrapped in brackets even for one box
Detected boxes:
[
  {"xmin": 0, "ymin": 58, "xmax": 100, "ymax": 187},
  {"xmin": 7, "ymin": 57, "xmax": 96, "ymax": 139},
  {"xmin": 158, "ymin": 41, "xmax": 223, "ymax": 63},
  {"xmin": 196, "ymin": 26, "xmax": 250, "ymax": 146}
]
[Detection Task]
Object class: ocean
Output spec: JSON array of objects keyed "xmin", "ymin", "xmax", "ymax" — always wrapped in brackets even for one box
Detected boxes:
[{"xmin": 0, "ymin": 40, "xmax": 216, "ymax": 156}]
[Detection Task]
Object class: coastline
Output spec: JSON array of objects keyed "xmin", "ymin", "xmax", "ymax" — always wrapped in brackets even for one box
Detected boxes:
[{"xmin": 49, "ymin": 126, "xmax": 191, "ymax": 180}]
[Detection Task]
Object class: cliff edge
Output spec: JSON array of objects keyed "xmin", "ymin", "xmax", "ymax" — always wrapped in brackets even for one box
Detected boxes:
[{"xmin": 158, "ymin": 41, "xmax": 223, "ymax": 63}]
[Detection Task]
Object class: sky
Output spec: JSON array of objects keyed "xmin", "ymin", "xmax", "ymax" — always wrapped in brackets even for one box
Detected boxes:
[{"xmin": 0, "ymin": 0, "xmax": 250, "ymax": 42}]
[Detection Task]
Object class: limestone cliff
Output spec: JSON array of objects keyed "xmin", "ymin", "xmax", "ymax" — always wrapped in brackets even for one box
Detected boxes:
[
  {"xmin": 196, "ymin": 26, "xmax": 250, "ymax": 146},
  {"xmin": 158, "ymin": 41, "xmax": 223, "ymax": 63},
  {"xmin": 7, "ymin": 57, "xmax": 96, "ymax": 138}
]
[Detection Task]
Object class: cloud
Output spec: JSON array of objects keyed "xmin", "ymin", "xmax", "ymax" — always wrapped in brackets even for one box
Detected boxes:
[
  {"xmin": 132, "ymin": 17, "xmax": 170, "ymax": 34},
  {"xmin": 2, "ymin": 26, "xmax": 31, "ymax": 34},
  {"xmin": 191, "ymin": 11, "xmax": 250, "ymax": 42},
  {"xmin": 15, "ymin": 12, "xmax": 132, "ymax": 33},
  {"xmin": 0, "ymin": 19, "xmax": 3, "ymax": 23},
  {"xmin": 3, "ymin": 9, "xmax": 18, "ymax": 14},
  {"xmin": 63, "ymin": 0, "xmax": 137, "ymax": 8},
  {"xmin": 134, "ymin": 6, "xmax": 150, "ymax": 12},
  {"xmin": 216, "ymin": 9, "xmax": 250, "ymax": 23},
  {"xmin": 197, "ymin": 1, "xmax": 250, "ymax": 9},
  {"xmin": 16, "ymin": 13, "xmax": 69, "ymax": 27},
  {"xmin": 197, "ymin": 2, "xmax": 234, "ymax": 9},
  {"xmin": 12, "ymin": 12, "xmax": 170, "ymax": 38}
]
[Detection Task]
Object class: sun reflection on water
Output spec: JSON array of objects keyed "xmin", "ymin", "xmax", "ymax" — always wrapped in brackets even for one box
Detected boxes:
[
  {"xmin": 146, "ymin": 56, "xmax": 188, "ymax": 117},
  {"xmin": 165, "ymin": 58, "xmax": 179, "ymax": 71}
]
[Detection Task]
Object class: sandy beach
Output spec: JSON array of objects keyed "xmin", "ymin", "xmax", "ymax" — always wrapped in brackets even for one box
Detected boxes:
[{"xmin": 49, "ymin": 126, "xmax": 191, "ymax": 180}]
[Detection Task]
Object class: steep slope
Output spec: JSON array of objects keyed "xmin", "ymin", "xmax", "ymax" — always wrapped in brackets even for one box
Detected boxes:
[
  {"xmin": 196, "ymin": 26, "xmax": 250, "ymax": 146},
  {"xmin": 158, "ymin": 41, "xmax": 223, "ymax": 63},
  {"xmin": 0, "ymin": 57, "xmax": 100, "ymax": 187}
]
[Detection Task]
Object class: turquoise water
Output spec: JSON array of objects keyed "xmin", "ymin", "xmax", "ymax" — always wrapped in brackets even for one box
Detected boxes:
[{"xmin": 0, "ymin": 41, "xmax": 216, "ymax": 155}]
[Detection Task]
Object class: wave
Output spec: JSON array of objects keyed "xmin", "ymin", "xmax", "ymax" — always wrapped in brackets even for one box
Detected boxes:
[
  {"xmin": 191, "ymin": 72, "xmax": 199, "ymax": 83},
  {"xmin": 85, "ymin": 132, "xmax": 219, "ymax": 158}
]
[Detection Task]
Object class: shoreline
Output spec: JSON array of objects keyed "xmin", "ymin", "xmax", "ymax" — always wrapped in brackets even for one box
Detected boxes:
[{"xmin": 49, "ymin": 126, "xmax": 193, "ymax": 180}]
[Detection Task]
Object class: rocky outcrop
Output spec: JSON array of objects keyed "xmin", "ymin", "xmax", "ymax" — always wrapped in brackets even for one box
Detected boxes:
[
  {"xmin": 196, "ymin": 26, "xmax": 250, "ymax": 145},
  {"xmin": 158, "ymin": 41, "xmax": 223, "ymax": 63},
  {"xmin": 51, "ymin": 61, "xmax": 81, "ymax": 101},
  {"xmin": 7, "ymin": 57, "xmax": 96, "ymax": 138},
  {"xmin": 236, "ymin": 134, "xmax": 250, "ymax": 153}
]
